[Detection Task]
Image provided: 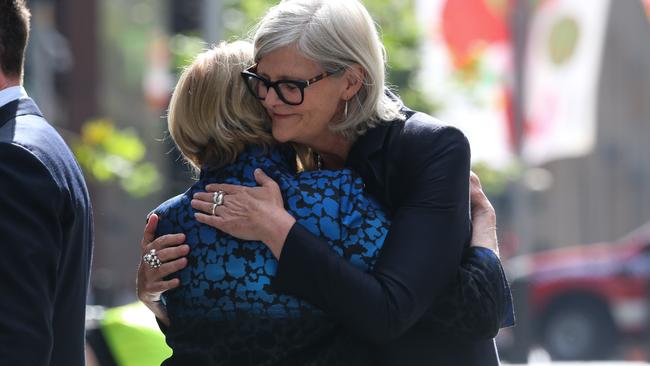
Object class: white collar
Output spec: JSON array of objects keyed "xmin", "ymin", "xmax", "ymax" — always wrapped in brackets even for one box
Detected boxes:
[{"xmin": 0, "ymin": 86, "xmax": 28, "ymax": 109}]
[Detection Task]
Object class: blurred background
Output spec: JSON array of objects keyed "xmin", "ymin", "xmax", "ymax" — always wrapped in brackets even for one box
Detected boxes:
[{"xmin": 20, "ymin": 0, "xmax": 650, "ymax": 364}]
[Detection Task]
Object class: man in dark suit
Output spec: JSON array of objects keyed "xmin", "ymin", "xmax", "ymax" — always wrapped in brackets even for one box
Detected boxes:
[{"xmin": 0, "ymin": 1, "xmax": 94, "ymax": 365}]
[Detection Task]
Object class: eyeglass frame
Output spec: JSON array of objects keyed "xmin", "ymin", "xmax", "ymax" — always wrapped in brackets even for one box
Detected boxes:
[{"xmin": 240, "ymin": 64, "xmax": 344, "ymax": 106}]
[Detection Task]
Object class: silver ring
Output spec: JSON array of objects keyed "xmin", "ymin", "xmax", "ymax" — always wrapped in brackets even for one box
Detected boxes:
[
  {"xmin": 211, "ymin": 203, "xmax": 217, "ymax": 216},
  {"xmin": 212, "ymin": 191, "xmax": 225, "ymax": 206},
  {"xmin": 142, "ymin": 248, "xmax": 161, "ymax": 269}
]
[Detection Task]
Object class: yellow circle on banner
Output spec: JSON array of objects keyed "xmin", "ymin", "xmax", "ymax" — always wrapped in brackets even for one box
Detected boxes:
[{"xmin": 548, "ymin": 16, "xmax": 580, "ymax": 65}]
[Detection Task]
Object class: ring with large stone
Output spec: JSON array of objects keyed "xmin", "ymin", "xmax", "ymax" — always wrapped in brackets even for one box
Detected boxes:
[
  {"xmin": 213, "ymin": 190, "xmax": 225, "ymax": 206},
  {"xmin": 142, "ymin": 248, "xmax": 161, "ymax": 269}
]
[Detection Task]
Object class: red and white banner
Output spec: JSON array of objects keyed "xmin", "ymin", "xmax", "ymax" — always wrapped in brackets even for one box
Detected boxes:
[
  {"xmin": 416, "ymin": 0, "xmax": 613, "ymax": 168},
  {"xmin": 415, "ymin": 0, "xmax": 514, "ymax": 168},
  {"xmin": 522, "ymin": 0, "xmax": 611, "ymax": 165}
]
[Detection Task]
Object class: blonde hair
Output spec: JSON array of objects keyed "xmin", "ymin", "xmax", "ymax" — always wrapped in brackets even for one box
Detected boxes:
[
  {"xmin": 167, "ymin": 41, "xmax": 274, "ymax": 171},
  {"xmin": 252, "ymin": 0, "xmax": 404, "ymax": 140}
]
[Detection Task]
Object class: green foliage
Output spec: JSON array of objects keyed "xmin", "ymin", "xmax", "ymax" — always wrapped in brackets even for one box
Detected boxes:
[
  {"xmin": 471, "ymin": 161, "xmax": 520, "ymax": 197},
  {"xmin": 73, "ymin": 119, "xmax": 162, "ymax": 197},
  {"xmin": 169, "ymin": 33, "xmax": 206, "ymax": 71},
  {"xmin": 365, "ymin": 0, "xmax": 436, "ymax": 113},
  {"xmin": 102, "ymin": 0, "xmax": 157, "ymax": 89},
  {"xmin": 221, "ymin": 0, "xmax": 270, "ymax": 37}
]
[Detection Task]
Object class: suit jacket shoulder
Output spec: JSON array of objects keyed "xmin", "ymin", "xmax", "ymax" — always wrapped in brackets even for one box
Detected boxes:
[
  {"xmin": 397, "ymin": 112, "xmax": 470, "ymax": 168},
  {"xmin": 0, "ymin": 97, "xmax": 93, "ymax": 366},
  {"xmin": 1, "ymin": 103, "xmax": 87, "ymax": 193},
  {"xmin": 352, "ymin": 110, "xmax": 470, "ymax": 210}
]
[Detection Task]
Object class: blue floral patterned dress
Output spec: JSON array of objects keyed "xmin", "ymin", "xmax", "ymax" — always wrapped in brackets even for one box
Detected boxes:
[{"xmin": 153, "ymin": 145, "xmax": 389, "ymax": 365}]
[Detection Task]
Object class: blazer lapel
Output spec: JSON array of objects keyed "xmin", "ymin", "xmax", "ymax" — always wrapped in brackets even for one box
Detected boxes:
[
  {"xmin": 345, "ymin": 106, "xmax": 417, "ymax": 211},
  {"xmin": 346, "ymin": 121, "xmax": 393, "ymax": 208}
]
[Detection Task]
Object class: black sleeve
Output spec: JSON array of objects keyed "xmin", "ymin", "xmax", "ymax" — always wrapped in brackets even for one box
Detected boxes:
[
  {"xmin": 0, "ymin": 143, "xmax": 62, "ymax": 365},
  {"xmin": 273, "ymin": 126, "xmax": 477, "ymax": 343},
  {"xmin": 430, "ymin": 246, "xmax": 513, "ymax": 339}
]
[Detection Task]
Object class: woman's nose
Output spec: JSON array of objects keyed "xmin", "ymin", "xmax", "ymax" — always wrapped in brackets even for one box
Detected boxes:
[{"xmin": 262, "ymin": 87, "xmax": 284, "ymax": 108}]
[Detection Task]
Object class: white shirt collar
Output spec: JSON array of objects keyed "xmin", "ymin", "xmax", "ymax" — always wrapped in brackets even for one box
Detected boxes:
[{"xmin": 0, "ymin": 86, "xmax": 28, "ymax": 109}]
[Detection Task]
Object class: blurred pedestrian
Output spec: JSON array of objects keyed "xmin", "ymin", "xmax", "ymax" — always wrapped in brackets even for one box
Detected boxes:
[{"xmin": 0, "ymin": 1, "xmax": 94, "ymax": 365}]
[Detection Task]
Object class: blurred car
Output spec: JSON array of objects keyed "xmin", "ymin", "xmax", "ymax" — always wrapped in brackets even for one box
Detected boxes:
[{"xmin": 498, "ymin": 222, "xmax": 650, "ymax": 362}]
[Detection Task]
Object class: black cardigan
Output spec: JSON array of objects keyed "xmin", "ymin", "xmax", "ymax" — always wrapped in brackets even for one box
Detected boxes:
[{"xmin": 273, "ymin": 108, "xmax": 512, "ymax": 365}]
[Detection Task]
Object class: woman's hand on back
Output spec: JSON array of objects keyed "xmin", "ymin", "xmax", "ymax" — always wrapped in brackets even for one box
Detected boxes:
[
  {"xmin": 469, "ymin": 172, "xmax": 499, "ymax": 257},
  {"xmin": 191, "ymin": 168, "xmax": 296, "ymax": 259},
  {"xmin": 136, "ymin": 214, "xmax": 190, "ymax": 326}
]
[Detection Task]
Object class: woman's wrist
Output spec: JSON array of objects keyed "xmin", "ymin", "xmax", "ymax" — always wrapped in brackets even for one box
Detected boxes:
[
  {"xmin": 262, "ymin": 210, "xmax": 296, "ymax": 259},
  {"xmin": 145, "ymin": 300, "xmax": 170, "ymax": 326},
  {"xmin": 470, "ymin": 208, "xmax": 499, "ymax": 257},
  {"xmin": 469, "ymin": 172, "xmax": 499, "ymax": 257},
  {"xmin": 470, "ymin": 232, "xmax": 499, "ymax": 257}
]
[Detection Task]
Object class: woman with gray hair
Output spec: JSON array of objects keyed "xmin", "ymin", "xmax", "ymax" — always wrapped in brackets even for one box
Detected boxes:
[
  {"xmin": 188, "ymin": 0, "xmax": 512, "ymax": 365},
  {"xmin": 138, "ymin": 39, "xmax": 504, "ymax": 365}
]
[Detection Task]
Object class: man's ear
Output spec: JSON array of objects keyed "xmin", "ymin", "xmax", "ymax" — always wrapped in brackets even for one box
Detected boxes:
[{"xmin": 343, "ymin": 64, "xmax": 365, "ymax": 100}]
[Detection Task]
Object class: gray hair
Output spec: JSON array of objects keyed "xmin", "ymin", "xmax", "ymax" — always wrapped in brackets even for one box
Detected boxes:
[{"xmin": 252, "ymin": 0, "xmax": 404, "ymax": 140}]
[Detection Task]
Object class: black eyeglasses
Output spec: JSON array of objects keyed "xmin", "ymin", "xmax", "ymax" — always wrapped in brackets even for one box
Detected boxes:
[{"xmin": 241, "ymin": 65, "xmax": 343, "ymax": 106}]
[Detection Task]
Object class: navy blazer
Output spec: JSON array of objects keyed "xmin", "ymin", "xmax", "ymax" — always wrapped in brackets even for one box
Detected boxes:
[
  {"xmin": 0, "ymin": 98, "xmax": 93, "ymax": 366},
  {"xmin": 274, "ymin": 107, "xmax": 512, "ymax": 365}
]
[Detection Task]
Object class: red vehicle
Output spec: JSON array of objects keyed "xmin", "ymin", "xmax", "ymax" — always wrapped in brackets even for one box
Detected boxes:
[{"xmin": 498, "ymin": 223, "xmax": 650, "ymax": 362}]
